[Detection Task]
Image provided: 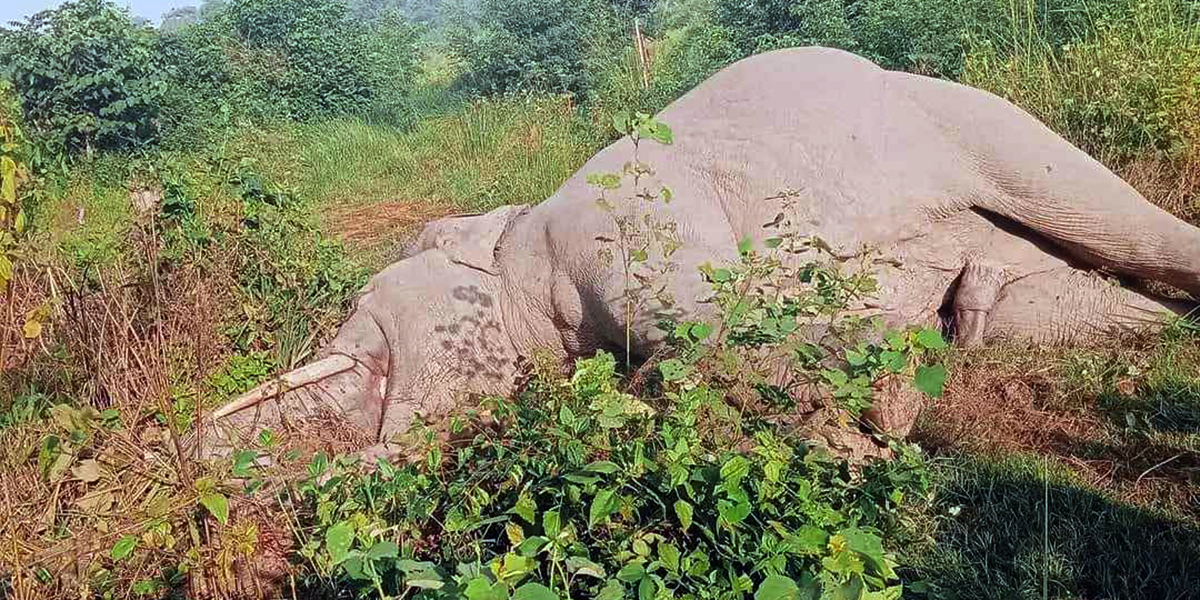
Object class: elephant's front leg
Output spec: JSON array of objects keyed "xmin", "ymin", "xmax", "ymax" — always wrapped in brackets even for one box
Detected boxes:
[
  {"xmin": 973, "ymin": 267, "xmax": 1195, "ymax": 346},
  {"xmin": 948, "ymin": 260, "xmax": 1009, "ymax": 348}
]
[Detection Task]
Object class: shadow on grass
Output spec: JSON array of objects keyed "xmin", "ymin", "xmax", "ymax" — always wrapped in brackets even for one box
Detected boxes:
[
  {"xmin": 1097, "ymin": 380, "xmax": 1200, "ymax": 437},
  {"xmin": 901, "ymin": 455, "xmax": 1200, "ymax": 600}
]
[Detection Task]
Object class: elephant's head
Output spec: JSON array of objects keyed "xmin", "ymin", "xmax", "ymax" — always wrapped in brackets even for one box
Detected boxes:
[{"xmin": 195, "ymin": 205, "xmax": 532, "ymax": 461}]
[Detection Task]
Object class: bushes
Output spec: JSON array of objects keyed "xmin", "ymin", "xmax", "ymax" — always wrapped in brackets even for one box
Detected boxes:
[
  {"xmin": 0, "ymin": 0, "xmax": 423, "ymax": 154},
  {"xmin": 708, "ymin": 0, "xmax": 1146, "ymax": 78},
  {"xmin": 295, "ymin": 349, "xmax": 930, "ymax": 598},
  {"xmin": 454, "ymin": 0, "xmax": 621, "ymax": 96},
  {"xmin": 0, "ymin": 0, "xmax": 169, "ymax": 152}
]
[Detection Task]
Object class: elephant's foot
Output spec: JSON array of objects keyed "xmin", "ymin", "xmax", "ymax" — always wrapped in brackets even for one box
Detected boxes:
[
  {"xmin": 862, "ymin": 373, "xmax": 923, "ymax": 439},
  {"xmin": 951, "ymin": 260, "xmax": 1008, "ymax": 348}
]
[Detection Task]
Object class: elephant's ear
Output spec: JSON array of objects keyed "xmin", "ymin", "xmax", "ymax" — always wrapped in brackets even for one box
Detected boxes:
[{"xmin": 427, "ymin": 204, "xmax": 527, "ymax": 275}]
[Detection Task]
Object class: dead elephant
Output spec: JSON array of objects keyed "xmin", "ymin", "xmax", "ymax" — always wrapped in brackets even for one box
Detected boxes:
[{"xmin": 198, "ymin": 46, "xmax": 1200, "ymax": 463}]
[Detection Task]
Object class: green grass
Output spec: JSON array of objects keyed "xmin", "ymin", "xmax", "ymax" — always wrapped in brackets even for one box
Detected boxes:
[
  {"xmin": 901, "ymin": 454, "xmax": 1200, "ymax": 600},
  {"xmin": 963, "ymin": 0, "xmax": 1200, "ymax": 165},
  {"xmin": 293, "ymin": 95, "xmax": 605, "ymax": 213},
  {"xmin": 902, "ymin": 326, "xmax": 1200, "ymax": 600}
]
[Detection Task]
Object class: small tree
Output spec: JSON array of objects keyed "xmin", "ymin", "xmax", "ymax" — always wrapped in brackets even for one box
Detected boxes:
[
  {"xmin": 0, "ymin": 0, "xmax": 168, "ymax": 153},
  {"xmin": 457, "ymin": 0, "xmax": 616, "ymax": 96}
]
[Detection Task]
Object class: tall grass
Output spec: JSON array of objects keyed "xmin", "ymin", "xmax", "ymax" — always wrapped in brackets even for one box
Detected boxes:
[
  {"xmin": 295, "ymin": 94, "xmax": 604, "ymax": 212},
  {"xmin": 964, "ymin": 0, "xmax": 1200, "ymax": 165}
]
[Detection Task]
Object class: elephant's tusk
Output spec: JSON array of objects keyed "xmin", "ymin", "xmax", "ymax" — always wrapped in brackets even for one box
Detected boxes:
[{"xmin": 211, "ymin": 354, "xmax": 358, "ymax": 419}]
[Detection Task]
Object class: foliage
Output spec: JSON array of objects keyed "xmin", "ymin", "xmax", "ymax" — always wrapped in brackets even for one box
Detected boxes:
[
  {"xmin": 214, "ymin": 0, "xmax": 378, "ymax": 120},
  {"xmin": 0, "ymin": 81, "xmax": 30, "ymax": 294},
  {"xmin": 0, "ymin": 0, "xmax": 169, "ymax": 152},
  {"xmin": 710, "ymin": 0, "xmax": 1146, "ymax": 78},
  {"xmin": 588, "ymin": 110, "xmax": 681, "ymax": 368},
  {"xmin": 963, "ymin": 0, "xmax": 1200, "ymax": 163},
  {"xmin": 454, "ymin": 0, "xmax": 618, "ymax": 96},
  {"xmin": 298, "ymin": 343, "xmax": 931, "ymax": 599},
  {"xmin": 227, "ymin": 159, "xmax": 369, "ymax": 366}
]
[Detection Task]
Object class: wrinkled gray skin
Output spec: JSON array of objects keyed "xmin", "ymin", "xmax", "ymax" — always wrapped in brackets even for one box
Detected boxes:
[{"xmin": 199, "ymin": 47, "xmax": 1199, "ymax": 462}]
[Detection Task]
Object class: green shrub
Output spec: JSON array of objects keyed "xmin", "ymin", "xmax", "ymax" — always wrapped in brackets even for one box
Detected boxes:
[
  {"xmin": 709, "ymin": 0, "xmax": 1144, "ymax": 78},
  {"xmin": 0, "ymin": 0, "xmax": 169, "ymax": 152},
  {"xmin": 714, "ymin": 0, "xmax": 857, "ymax": 54},
  {"xmin": 159, "ymin": 0, "xmax": 424, "ymax": 143},
  {"xmin": 587, "ymin": 18, "xmax": 737, "ymax": 119},
  {"xmin": 293, "ymin": 347, "xmax": 930, "ymax": 598},
  {"xmin": 454, "ymin": 0, "xmax": 619, "ymax": 96}
]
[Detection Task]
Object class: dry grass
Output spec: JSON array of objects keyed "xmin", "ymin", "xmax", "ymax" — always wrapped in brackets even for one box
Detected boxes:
[
  {"xmin": 320, "ymin": 198, "xmax": 451, "ymax": 267},
  {"xmin": 916, "ymin": 333, "xmax": 1200, "ymax": 515}
]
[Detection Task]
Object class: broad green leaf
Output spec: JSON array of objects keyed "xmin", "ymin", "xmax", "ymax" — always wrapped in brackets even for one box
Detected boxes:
[
  {"xmin": 720, "ymin": 456, "xmax": 750, "ymax": 487},
  {"xmin": 616, "ymin": 563, "xmax": 645, "ymax": 582},
  {"xmin": 690, "ymin": 322, "xmax": 713, "ymax": 340},
  {"xmin": 13, "ymin": 209, "xmax": 25, "ymax": 235},
  {"xmin": 517, "ymin": 536, "xmax": 548, "ymax": 557},
  {"xmin": 590, "ymin": 488, "xmax": 618, "ymax": 528},
  {"xmin": 638, "ymin": 575, "xmax": 655, "ymax": 600},
  {"xmin": 513, "ymin": 493, "xmax": 537, "ymax": 524},
  {"xmin": 792, "ymin": 526, "xmax": 829, "ymax": 553},
  {"xmin": 111, "ymin": 535, "xmax": 137, "ymax": 561},
  {"xmin": 711, "ymin": 268, "xmax": 732, "ymax": 283},
  {"xmin": 718, "ymin": 497, "xmax": 752, "ymax": 527},
  {"xmin": 646, "ymin": 122, "xmax": 674, "ymax": 145},
  {"xmin": 585, "ymin": 461, "xmax": 619, "ymax": 474},
  {"xmin": 659, "ymin": 359, "xmax": 690, "ymax": 382},
  {"xmin": 914, "ymin": 364, "xmax": 947, "ymax": 398},
  {"xmin": 465, "ymin": 577, "xmax": 510, "ymax": 600},
  {"xmin": 199, "ymin": 492, "xmax": 229, "ymax": 525},
  {"xmin": 343, "ymin": 557, "xmax": 370, "ymax": 580},
  {"xmin": 738, "ymin": 236, "xmax": 754, "ymax": 256},
  {"xmin": 308, "ymin": 452, "xmax": 329, "ymax": 479},
  {"xmin": 658, "ymin": 542, "xmax": 680, "ymax": 572},
  {"xmin": 914, "ymin": 328, "xmax": 947, "ymax": 350},
  {"xmin": 880, "ymin": 350, "xmax": 906, "ymax": 373},
  {"xmin": 366, "ymin": 540, "xmax": 398, "ymax": 561},
  {"xmin": 674, "ymin": 499, "xmax": 693, "ymax": 533},
  {"xmin": 755, "ymin": 575, "xmax": 801, "ymax": 600},
  {"xmin": 765, "ymin": 237, "xmax": 783, "ymax": 248},
  {"xmin": 231, "ymin": 450, "xmax": 256, "ymax": 478},
  {"xmin": 559, "ymin": 405, "xmax": 576, "ymax": 428},
  {"xmin": 596, "ymin": 579, "xmax": 625, "ymax": 600},
  {"xmin": 513, "ymin": 582, "xmax": 558, "ymax": 600},
  {"xmin": 325, "ymin": 521, "xmax": 355, "ymax": 565},
  {"xmin": 543, "ymin": 510, "xmax": 561, "ymax": 537},
  {"xmin": 612, "ymin": 111, "xmax": 631, "ymax": 135}
]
